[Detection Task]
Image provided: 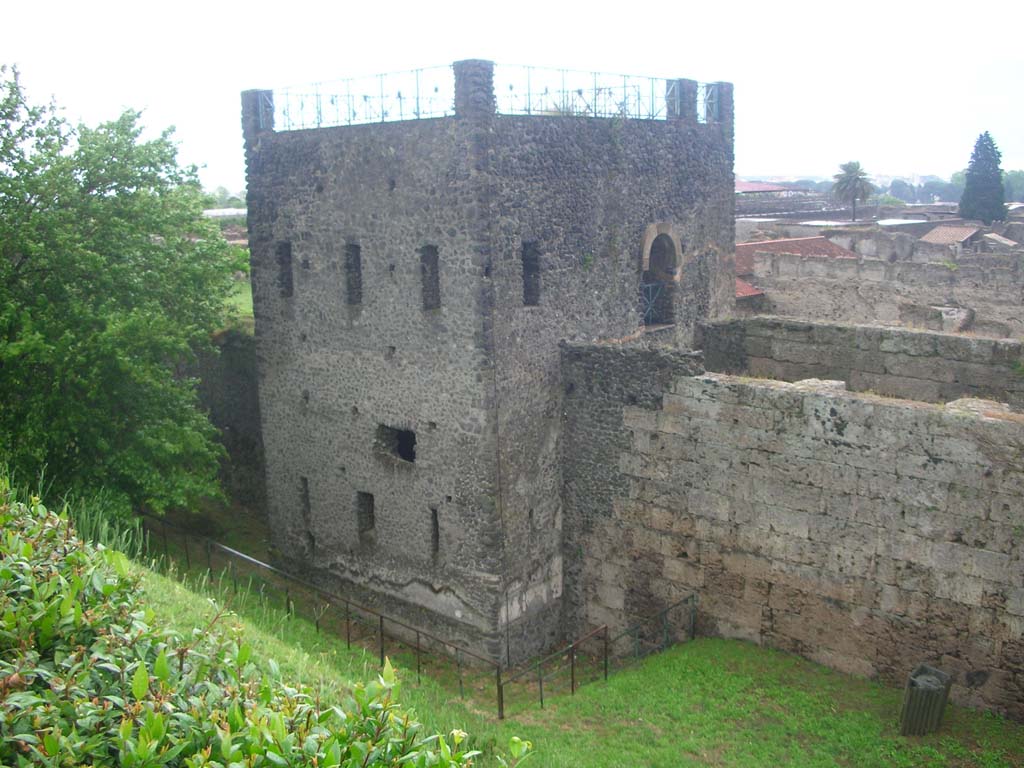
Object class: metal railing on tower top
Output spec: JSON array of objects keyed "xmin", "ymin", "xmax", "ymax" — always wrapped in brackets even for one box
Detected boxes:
[{"xmin": 261, "ymin": 63, "xmax": 722, "ymax": 131}]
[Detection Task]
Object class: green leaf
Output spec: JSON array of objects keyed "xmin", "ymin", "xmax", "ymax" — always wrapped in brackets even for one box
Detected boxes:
[
  {"xmin": 103, "ymin": 549, "xmax": 131, "ymax": 578},
  {"xmin": 153, "ymin": 649, "xmax": 170, "ymax": 683},
  {"xmin": 131, "ymin": 662, "xmax": 149, "ymax": 701},
  {"xmin": 42, "ymin": 733, "xmax": 59, "ymax": 757},
  {"xmin": 382, "ymin": 656, "xmax": 397, "ymax": 685}
]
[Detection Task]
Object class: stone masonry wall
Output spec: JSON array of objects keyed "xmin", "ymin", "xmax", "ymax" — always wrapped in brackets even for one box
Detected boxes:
[
  {"xmin": 562, "ymin": 345, "xmax": 1024, "ymax": 718},
  {"xmin": 245, "ymin": 104, "xmax": 505, "ymax": 655},
  {"xmin": 485, "ymin": 107, "xmax": 734, "ymax": 657},
  {"xmin": 559, "ymin": 342, "xmax": 705, "ymax": 633},
  {"xmin": 194, "ymin": 329, "xmax": 266, "ymax": 513},
  {"xmin": 749, "ymin": 251, "xmax": 1024, "ymax": 338},
  {"xmin": 699, "ymin": 318, "xmax": 1024, "ymax": 410},
  {"xmin": 243, "ymin": 60, "xmax": 735, "ymax": 662}
]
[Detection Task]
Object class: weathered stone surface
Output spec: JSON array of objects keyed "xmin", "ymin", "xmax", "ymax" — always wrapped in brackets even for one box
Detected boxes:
[
  {"xmin": 743, "ymin": 250, "xmax": 1024, "ymax": 338},
  {"xmin": 562, "ymin": 352, "xmax": 1024, "ymax": 719},
  {"xmin": 700, "ymin": 317, "xmax": 1024, "ymax": 409},
  {"xmin": 243, "ymin": 60, "xmax": 732, "ymax": 662}
]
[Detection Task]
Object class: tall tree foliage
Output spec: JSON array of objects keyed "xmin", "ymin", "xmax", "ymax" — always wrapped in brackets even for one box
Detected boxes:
[
  {"xmin": 0, "ymin": 67, "xmax": 235, "ymax": 515},
  {"xmin": 959, "ymin": 132, "xmax": 1007, "ymax": 223},
  {"xmin": 832, "ymin": 161, "xmax": 874, "ymax": 221}
]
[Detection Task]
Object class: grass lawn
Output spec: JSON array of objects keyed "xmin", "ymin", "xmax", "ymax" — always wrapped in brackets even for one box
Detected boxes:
[
  {"xmin": 140, "ymin": 564, "xmax": 1023, "ymax": 768},
  {"xmin": 226, "ymin": 278, "xmax": 254, "ymax": 331}
]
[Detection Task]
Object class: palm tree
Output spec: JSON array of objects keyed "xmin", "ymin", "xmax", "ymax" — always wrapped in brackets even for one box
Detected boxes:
[{"xmin": 832, "ymin": 161, "xmax": 874, "ymax": 221}]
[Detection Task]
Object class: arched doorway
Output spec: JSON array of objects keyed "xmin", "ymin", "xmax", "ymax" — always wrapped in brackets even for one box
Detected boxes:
[{"xmin": 640, "ymin": 233, "xmax": 678, "ymax": 325}]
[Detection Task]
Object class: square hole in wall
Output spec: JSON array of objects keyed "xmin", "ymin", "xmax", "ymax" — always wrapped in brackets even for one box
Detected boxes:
[
  {"xmin": 430, "ymin": 508, "xmax": 439, "ymax": 555},
  {"xmin": 376, "ymin": 424, "xmax": 416, "ymax": 463},
  {"xmin": 356, "ymin": 491, "xmax": 375, "ymax": 541}
]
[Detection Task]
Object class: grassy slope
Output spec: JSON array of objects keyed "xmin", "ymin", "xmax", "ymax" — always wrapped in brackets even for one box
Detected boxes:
[{"xmin": 139, "ymin": 566, "xmax": 1023, "ymax": 768}]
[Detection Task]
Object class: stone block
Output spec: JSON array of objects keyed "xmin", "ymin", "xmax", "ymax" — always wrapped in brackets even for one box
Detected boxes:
[
  {"xmin": 663, "ymin": 556, "xmax": 705, "ymax": 588},
  {"xmin": 596, "ymin": 581, "xmax": 625, "ymax": 611}
]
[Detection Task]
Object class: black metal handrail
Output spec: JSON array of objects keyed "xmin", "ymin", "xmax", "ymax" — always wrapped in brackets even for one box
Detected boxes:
[
  {"xmin": 141, "ymin": 514, "xmax": 506, "ymax": 713},
  {"xmin": 497, "ymin": 594, "xmax": 697, "ymax": 716},
  {"xmin": 142, "ymin": 513, "xmax": 697, "ymax": 719}
]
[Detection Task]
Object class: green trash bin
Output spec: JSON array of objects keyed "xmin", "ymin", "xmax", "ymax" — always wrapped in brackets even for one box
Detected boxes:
[{"xmin": 899, "ymin": 664, "xmax": 952, "ymax": 736}]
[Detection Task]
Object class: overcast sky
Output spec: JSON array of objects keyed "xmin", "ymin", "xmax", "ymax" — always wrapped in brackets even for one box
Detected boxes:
[{"xmin": 5, "ymin": 0, "xmax": 1022, "ymax": 193}]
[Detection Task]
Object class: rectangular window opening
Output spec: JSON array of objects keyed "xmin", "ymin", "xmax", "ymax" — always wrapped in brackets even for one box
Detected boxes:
[
  {"xmin": 277, "ymin": 241, "xmax": 294, "ymax": 298},
  {"xmin": 522, "ymin": 242, "xmax": 541, "ymax": 306},
  {"xmin": 356, "ymin": 491, "xmax": 375, "ymax": 535},
  {"xmin": 345, "ymin": 243, "xmax": 362, "ymax": 305},
  {"xmin": 430, "ymin": 508, "xmax": 439, "ymax": 555},
  {"xmin": 376, "ymin": 424, "xmax": 416, "ymax": 462},
  {"xmin": 300, "ymin": 476, "xmax": 311, "ymax": 523},
  {"xmin": 420, "ymin": 245, "xmax": 441, "ymax": 310}
]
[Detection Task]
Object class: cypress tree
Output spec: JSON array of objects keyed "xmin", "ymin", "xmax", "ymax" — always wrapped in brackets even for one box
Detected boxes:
[{"xmin": 959, "ymin": 132, "xmax": 1006, "ymax": 224}]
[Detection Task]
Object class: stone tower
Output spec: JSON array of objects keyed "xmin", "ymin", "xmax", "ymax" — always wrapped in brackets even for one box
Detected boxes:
[{"xmin": 242, "ymin": 59, "xmax": 734, "ymax": 662}]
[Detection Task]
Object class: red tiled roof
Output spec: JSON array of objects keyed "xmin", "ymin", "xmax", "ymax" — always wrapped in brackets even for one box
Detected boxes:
[
  {"xmin": 736, "ymin": 181, "xmax": 794, "ymax": 194},
  {"xmin": 735, "ymin": 236, "xmax": 857, "ymax": 274},
  {"xmin": 735, "ymin": 278, "xmax": 764, "ymax": 299},
  {"xmin": 919, "ymin": 225, "xmax": 981, "ymax": 245}
]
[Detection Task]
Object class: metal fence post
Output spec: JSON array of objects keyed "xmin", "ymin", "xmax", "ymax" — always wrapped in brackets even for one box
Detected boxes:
[
  {"xmin": 205, "ymin": 540, "xmax": 212, "ymax": 573},
  {"xmin": 603, "ymin": 625, "xmax": 610, "ymax": 681},
  {"xmin": 689, "ymin": 595, "xmax": 697, "ymax": 639},
  {"xmin": 538, "ymin": 662, "xmax": 544, "ymax": 709},
  {"xmin": 457, "ymin": 649, "xmax": 464, "ymax": 700},
  {"xmin": 570, "ymin": 645, "xmax": 576, "ymax": 695},
  {"xmin": 415, "ymin": 631, "xmax": 421, "ymax": 684},
  {"xmin": 497, "ymin": 666, "xmax": 505, "ymax": 720},
  {"xmin": 378, "ymin": 616, "xmax": 385, "ymax": 667},
  {"xmin": 161, "ymin": 519, "xmax": 169, "ymax": 558}
]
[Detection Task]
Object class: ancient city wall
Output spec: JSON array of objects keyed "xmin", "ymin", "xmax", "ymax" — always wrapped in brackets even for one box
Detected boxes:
[
  {"xmin": 561, "ymin": 344, "xmax": 1024, "ymax": 718},
  {"xmin": 750, "ymin": 251, "xmax": 1024, "ymax": 337},
  {"xmin": 700, "ymin": 318, "xmax": 1024, "ymax": 409},
  {"xmin": 244, "ymin": 97, "xmax": 506, "ymax": 654},
  {"xmin": 243, "ymin": 59, "xmax": 736, "ymax": 661},
  {"xmin": 194, "ymin": 329, "xmax": 266, "ymax": 512},
  {"xmin": 486, "ymin": 105, "xmax": 735, "ymax": 655}
]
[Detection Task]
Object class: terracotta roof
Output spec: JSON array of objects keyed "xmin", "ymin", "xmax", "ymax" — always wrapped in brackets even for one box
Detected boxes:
[
  {"xmin": 735, "ymin": 278, "xmax": 764, "ymax": 299},
  {"xmin": 735, "ymin": 181, "xmax": 797, "ymax": 194},
  {"xmin": 919, "ymin": 225, "xmax": 981, "ymax": 245},
  {"xmin": 982, "ymin": 233, "xmax": 1017, "ymax": 247},
  {"xmin": 735, "ymin": 236, "xmax": 858, "ymax": 274}
]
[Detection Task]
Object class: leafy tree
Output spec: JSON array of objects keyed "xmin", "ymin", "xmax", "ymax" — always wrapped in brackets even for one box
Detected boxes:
[
  {"xmin": 206, "ymin": 184, "xmax": 245, "ymax": 208},
  {"xmin": 1003, "ymin": 169, "xmax": 1024, "ymax": 203},
  {"xmin": 0, "ymin": 66, "xmax": 235, "ymax": 515},
  {"xmin": 959, "ymin": 132, "xmax": 1006, "ymax": 223},
  {"xmin": 888, "ymin": 179, "xmax": 917, "ymax": 203},
  {"xmin": 920, "ymin": 179, "xmax": 959, "ymax": 203},
  {"xmin": 832, "ymin": 161, "xmax": 874, "ymax": 221},
  {"xmin": 872, "ymin": 193, "xmax": 906, "ymax": 208}
]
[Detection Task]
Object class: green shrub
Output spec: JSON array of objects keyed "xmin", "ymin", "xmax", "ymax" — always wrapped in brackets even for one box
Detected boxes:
[{"xmin": 0, "ymin": 493, "xmax": 488, "ymax": 766}]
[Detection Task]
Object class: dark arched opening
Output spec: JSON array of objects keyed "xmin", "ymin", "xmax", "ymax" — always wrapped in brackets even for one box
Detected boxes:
[{"xmin": 640, "ymin": 234, "xmax": 677, "ymax": 325}]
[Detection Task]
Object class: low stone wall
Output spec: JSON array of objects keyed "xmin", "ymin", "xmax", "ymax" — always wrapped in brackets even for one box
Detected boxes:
[
  {"xmin": 561, "ymin": 344, "xmax": 1024, "ymax": 718},
  {"xmin": 195, "ymin": 329, "xmax": 267, "ymax": 514},
  {"xmin": 699, "ymin": 318, "xmax": 1024, "ymax": 409},
  {"xmin": 749, "ymin": 252, "xmax": 1024, "ymax": 338},
  {"xmin": 559, "ymin": 342, "xmax": 705, "ymax": 633}
]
